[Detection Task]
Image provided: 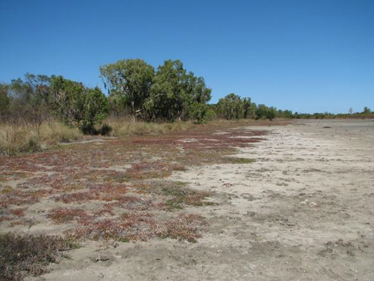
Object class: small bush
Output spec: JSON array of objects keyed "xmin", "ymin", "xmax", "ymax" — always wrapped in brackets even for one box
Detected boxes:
[
  {"xmin": 98, "ymin": 123, "xmax": 112, "ymax": 136},
  {"xmin": 0, "ymin": 233, "xmax": 78, "ymax": 281}
]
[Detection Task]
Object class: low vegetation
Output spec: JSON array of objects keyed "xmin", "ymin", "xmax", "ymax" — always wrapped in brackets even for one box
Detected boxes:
[
  {"xmin": 0, "ymin": 233, "xmax": 79, "ymax": 281},
  {"xmin": 223, "ymin": 157, "xmax": 256, "ymax": 164},
  {"xmin": 0, "ymin": 121, "xmax": 82, "ymax": 156},
  {"xmin": 2, "ymin": 60, "xmax": 370, "ymax": 159},
  {"xmin": 0, "ymin": 114, "xmax": 277, "ymax": 279}
]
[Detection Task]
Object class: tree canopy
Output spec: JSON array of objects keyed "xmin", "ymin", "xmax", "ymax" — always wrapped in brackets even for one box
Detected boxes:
[
  {"xmin": 100, "ymin": 59, "xmax": 154, "ymax": 119},
  {"xmin": 144, "ymin": 60, "xmax": 211, "ymax": 121}
]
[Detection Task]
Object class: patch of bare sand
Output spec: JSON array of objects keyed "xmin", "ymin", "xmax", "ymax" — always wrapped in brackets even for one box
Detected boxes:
[{"xmin": 30, "ymin": 120, "xmax": 374, "ymax": 281}]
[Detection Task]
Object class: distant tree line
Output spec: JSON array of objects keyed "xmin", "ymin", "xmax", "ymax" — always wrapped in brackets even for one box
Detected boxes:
[
  {"xmin": 0, "ymin": 59, "xmax": 373, "ymax": 134},
  {"xmin": 291, "ymin": 107, "xmax": 374, "ymax": 119}
]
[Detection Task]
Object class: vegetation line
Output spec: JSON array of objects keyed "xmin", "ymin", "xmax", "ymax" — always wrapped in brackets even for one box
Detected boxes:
[{"xmin": 0, "ymin": 58, "xmax": 372, "ymax": 155}]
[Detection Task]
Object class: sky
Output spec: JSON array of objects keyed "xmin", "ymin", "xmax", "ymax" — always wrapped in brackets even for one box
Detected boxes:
[{"xmin": 0, "ymin": 0, "xmax": 373, "ymax": 114}]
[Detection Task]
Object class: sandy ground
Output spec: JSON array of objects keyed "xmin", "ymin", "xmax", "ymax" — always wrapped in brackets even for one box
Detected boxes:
[{"xmin": 30, "ymin": 119, "xmax": 374, "ymax": 281}]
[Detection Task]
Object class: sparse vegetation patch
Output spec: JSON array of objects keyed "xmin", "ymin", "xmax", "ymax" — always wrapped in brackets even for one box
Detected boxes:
[
  {"xmin": 0, "ymin": 233, "xmax": 79, "ymax": 281},
  {"xmin": 223, "ymin": 157, "xmax": 256, "ymax": 164}
]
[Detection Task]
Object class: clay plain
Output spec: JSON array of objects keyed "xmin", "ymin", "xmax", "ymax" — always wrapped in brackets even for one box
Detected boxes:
[{"xmin": 1, "ymin": 119, "xmax": 374, "ymax": 280}]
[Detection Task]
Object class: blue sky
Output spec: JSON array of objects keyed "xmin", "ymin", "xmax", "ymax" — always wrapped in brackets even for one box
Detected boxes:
[{"xmin": 0, "ymin": 0, "xmax": 373, "ymax": 113}]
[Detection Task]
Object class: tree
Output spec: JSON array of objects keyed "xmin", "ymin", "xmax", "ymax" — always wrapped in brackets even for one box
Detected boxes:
[
  {"xmin": 107, "ymin": 94, "xmax": 129, "ymax": 117},
  {"xmin": 50, "ymin": 76, "xmax": 85, "ymax": 124},
  {"xmin": 242, "ymin": 97, "xmax": 252, "ymax": 119},
  {"xmin": 5, "ymin": 74, "xmax": 52, "ymax": 126},
  {"xmin": 144, "ymin": 60, "xmax": 211, "ymax": 121},
  {"xmin": 0, "ymin": 83, "xmax": 10, "ymax": 119},
  {"xmin": 249, "ymin": 102, "xmax": 257, "ymax": 119},
  {"xmin": 255, "ymin": 104, "xmax": 268, "ymax": 120},
  {"xmin": 256, "ymin": 105, "xmax": 276, "ymax": 121},
  {"xmin": 266, "ymin": 107, "xmax": 276, "ymax": 121},
  {"xmin": 80, "ymin": 87, "xmax": 109, "ymax": 133},
  {"xmin": 100, "ymin": 59, "xmax": 154, "ymax": 120},
  {"xmin": 363, "ymin": 107, "xmax": 371, "ymax": 114},
  {"xmin": 280, "ymin": 110, "xmax": 293, "ymax": 118},
  {"xmin": 217, "ymin": 93, "xmax": 244, "ymax": 120},
  {"xmin": 190, "ymin": 102, "xmax": 216, "ymax": 124},
  {"xmin": 50, "ymin": 76, "xmax": 108, "ymax": 132}
]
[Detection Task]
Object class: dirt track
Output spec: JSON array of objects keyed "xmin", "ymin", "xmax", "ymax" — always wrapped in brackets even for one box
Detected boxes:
[{"xmin": 25, "ymin": 119, "xmax": 373, "ymax": 281}]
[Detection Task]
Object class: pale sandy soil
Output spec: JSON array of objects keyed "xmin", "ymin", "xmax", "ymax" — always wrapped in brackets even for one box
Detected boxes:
[{"xmin": 30, "ymin": 119, "xmax": 374, "ymax": 281}]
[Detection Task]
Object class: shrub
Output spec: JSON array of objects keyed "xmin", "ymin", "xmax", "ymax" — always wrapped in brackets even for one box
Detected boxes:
[
  {"xmin": 98, "ymin": 123, "xmax": 112, "ymax": 136},
  {"xmin": 0, "ymin": 233, "xmax": 78, "ymax": 280}
]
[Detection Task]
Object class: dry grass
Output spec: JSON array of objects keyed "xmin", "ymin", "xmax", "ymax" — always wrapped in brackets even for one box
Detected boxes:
[
  {"xmin": 106, "ymin": 118, "xmax": 195, "ymax": 137},
  {"xmin": 0, "ymin": 124, "xmax": 41, "ymax": 156},
  {"xmin": 106, "ymin": 118, "xmax": 288, "ymax": 138},
  {"xmin": 39, "ymin": 122, "xmax": 82, "ymax": 144},
  {"xmin": 0, "ymin": 121, "xmax": 82, "ymax": 156}
]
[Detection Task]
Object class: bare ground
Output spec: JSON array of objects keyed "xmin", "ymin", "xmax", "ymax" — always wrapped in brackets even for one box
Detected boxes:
[{"xmin": 1, "ymin": 119, "xmax": 374, "ymax": 280}]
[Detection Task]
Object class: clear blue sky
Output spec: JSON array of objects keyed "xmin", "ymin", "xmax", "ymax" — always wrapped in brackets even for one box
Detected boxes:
[{"xmin": 0, "ymin": 0, "xmax": 373, "ymax": 113}]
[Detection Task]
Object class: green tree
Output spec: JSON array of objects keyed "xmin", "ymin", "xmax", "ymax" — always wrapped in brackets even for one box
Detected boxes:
[
  {"xmin": 266, "ymin": 107, "xmax": 276, "ymax": 121},
  {"xmin": 100, "ymin": 59, "xmax": 155, "ymax": 120},
  {"xmin": 50, "ymin": 76, "xmax": 108, "ymax": 132},
  {"xmin": 242, "ymin": 97, "xmax": 252, "ymax": 119},
  {"xmin": 50, "ymin": 76, "xmax": 85, "ymax": 124},
  {"xmin": 255, "ymin": 104, "xmax": 268, "ymax": 120},
  {"xmin": 0, "ymin": 83, "xmax": 10, "ymax": 119},
  {"xmin": 363, "ymin": 107, "xmax": 371, "ymax": 114},
  {"xmin": 190, "ymin": 102, "xmax": 216, "ymax": 123},
  {"xmin": 108, "ymin": 94, "xmax": 129, "ymax": 117},
  {"xmin": 80, "ymin": 87, "xmax": 109, "ymax": 133},
  {"xmin": 144, "ymin": 60, "xmax": 211, "ymax": 121},
  {"xmin": 217, "ymin": 93, "xmax": 244, "ymax": 120},
  {"xmin": 279, "ymin": 109, "xmax": 293, "ymax": 118}
]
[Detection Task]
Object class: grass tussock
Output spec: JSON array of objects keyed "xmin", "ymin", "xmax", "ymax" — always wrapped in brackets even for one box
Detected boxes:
[
  {"xmin": 0, "ymin": 121, "xmax": 82, "ymax": 156},
  {"xmin": 39, "ymin": 122, "xmax": 82, "ymax": 144},
  {"xmin": 0, "ymin": 124, "xmax": 41, "ymax": 156},
  {"xmin": 0, "ymin": 233, "xmax": 79, "ymax": 281}
]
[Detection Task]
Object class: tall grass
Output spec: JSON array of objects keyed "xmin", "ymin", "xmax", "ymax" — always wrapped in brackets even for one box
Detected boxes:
[
  {"xmin": 0, "ymin": 121, "xmax": 82, "ymax": 156},
  {"xmin": 106, "ymin": 118, "xmax": 194, "ymax": 137}
]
